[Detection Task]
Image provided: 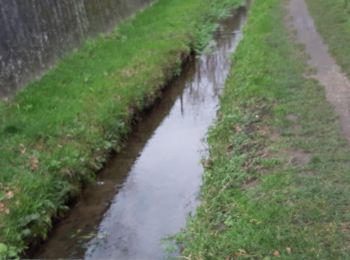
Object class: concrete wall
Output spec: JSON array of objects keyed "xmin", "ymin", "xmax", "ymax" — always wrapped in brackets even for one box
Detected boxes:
[{"xmin": 0, "ymin": 0, "xmax": 153, "ymax": 97}]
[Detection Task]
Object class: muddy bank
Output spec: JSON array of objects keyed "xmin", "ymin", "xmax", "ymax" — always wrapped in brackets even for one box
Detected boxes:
[{"xmin": 33, "ymin": 7, "xmax": 248, "ymax": 260}]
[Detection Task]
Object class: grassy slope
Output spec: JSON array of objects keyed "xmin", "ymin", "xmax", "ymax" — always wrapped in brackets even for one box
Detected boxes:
[
  {"xmin": 305, "ymin": 0, "xmax": 350, "ymax": 77},
  {"xmin": 0, "ymin": 0, "xmax": 243, "ymax": 256},
  {"xmin": 179, "ymin": 0, "xmax": 350, "ymax": 258}
]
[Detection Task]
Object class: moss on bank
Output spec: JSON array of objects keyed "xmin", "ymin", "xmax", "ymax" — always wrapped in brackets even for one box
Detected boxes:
[
  {"xmin": 0, "ymin": 0, "xmax": 243, "ymax": 257},
  {"xmin": 179, "ymin": 0, "xmax": 350, "ymax": 258}
]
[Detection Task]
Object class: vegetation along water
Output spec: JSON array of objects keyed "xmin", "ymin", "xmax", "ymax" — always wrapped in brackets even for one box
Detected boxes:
[
  {"xmin": 0, "ymin": 0, "xmax": 243, "ymax": 257},
  {"xmin": 2, "ymin": 0, "xmax": 350, "ymax": 258}
]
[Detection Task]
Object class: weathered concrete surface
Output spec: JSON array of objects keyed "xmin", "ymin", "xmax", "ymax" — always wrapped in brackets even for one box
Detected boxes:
[{"xmin": 0, "ymin": 0, "xmax": 152, "ymax": 97}]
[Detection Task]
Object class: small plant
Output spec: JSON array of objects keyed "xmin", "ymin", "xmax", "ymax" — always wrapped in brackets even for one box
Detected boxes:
[{"xmin": 0, "ymin": 243, "xmax": 19, "ymax": 259}]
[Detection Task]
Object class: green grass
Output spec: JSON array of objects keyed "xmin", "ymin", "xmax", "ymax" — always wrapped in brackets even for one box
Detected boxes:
[
  {"xmin": 306, "ymin": 0, "xmax": 350, "ymax": 77},
  {"xmin": 0, "ymin": 0, "xmax": 243, "ymax": 257},
  {"xmin": 178, "ymin": 0, "xmax": 350, "ymax": 258}
]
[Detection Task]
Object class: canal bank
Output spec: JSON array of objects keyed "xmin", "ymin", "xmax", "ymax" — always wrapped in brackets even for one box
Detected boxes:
[
  {"xmin": 33, "ymin": 7, "xmax": 247, "ymax": 259},
  {"xmin": 179, "ymin": 0, "xmax": 350, "ymax": 258},
  {"xmin": 0, "ymin": 0, "xmax": 243, "ymax": 257}
]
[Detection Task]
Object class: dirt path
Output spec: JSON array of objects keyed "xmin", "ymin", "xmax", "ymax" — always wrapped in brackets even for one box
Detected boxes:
[{"xmin": 288, "ymin": 0, "xmax": 350, "ymax": 142}]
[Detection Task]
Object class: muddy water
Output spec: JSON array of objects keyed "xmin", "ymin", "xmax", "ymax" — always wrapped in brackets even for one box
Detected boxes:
[
  {"xmin": 34, "ymin": 7, "xmax": 248, "ymax": 260},
  {"xmin": 0, "ymin": 0, "xmax": 153, "ymax": 97},
  {"xmin": 288, "ymin": 0, "xmax": 350, "ymax": 143}
]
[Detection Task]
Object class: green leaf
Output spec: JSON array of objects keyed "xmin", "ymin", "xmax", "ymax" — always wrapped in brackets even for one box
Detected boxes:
[{"xmin": 0, "ymin": 243, "xmax": 8, "ymax": 253}]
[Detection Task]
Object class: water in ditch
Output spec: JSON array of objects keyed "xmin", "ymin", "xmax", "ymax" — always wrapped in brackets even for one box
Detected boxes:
[{"xmin": 34, "ymin": 5, "xmax": 248, "ymax": 260}]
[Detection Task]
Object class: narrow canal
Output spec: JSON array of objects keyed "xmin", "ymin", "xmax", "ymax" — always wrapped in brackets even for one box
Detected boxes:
[{"xmin": 34, "ymin": 5, "xmax": 248, "ymax": 260}]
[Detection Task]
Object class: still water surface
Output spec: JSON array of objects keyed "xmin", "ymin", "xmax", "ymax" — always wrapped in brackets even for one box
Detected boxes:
[{"xmin": 34, "ymin": 6, "xmax": 248, "ymax": 260}]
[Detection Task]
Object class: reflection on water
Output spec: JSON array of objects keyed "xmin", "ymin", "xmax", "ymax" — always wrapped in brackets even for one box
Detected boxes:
[
  {"xmin": 34, "ymin": 6, "xmax": 248, "ymax": 260},
  {"xmin": 85, "ymin": 8, "xmax": 247, "ymax": 260},
  {"xmin": 0, "ymin": 0, "xmax": 152, "ymax": 97}
]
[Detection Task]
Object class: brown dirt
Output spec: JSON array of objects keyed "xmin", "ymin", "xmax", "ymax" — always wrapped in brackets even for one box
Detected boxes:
[
  {"xmin": 287, "ymin": 0, "xmax": 350, "ymax": 143},
  {"xmin": 286, "ymin": 114, "xmax": 299, "ymax": 123},
  {"xmin": 288, "ymin": 149, "xmax": 313, "ymax": 166},
  {"xmin": 242, "ymin": 177, "xmax": 259, "ymax": 189}
]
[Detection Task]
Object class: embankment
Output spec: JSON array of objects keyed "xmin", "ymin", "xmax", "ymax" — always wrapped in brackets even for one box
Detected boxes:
[
  {"xmin": 179, "ymin": 0, "xmax": 350, "ymax": 258},
  {"xmin": 0, "ymin": 0, "xmax": 243, "ymax": 257}
]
